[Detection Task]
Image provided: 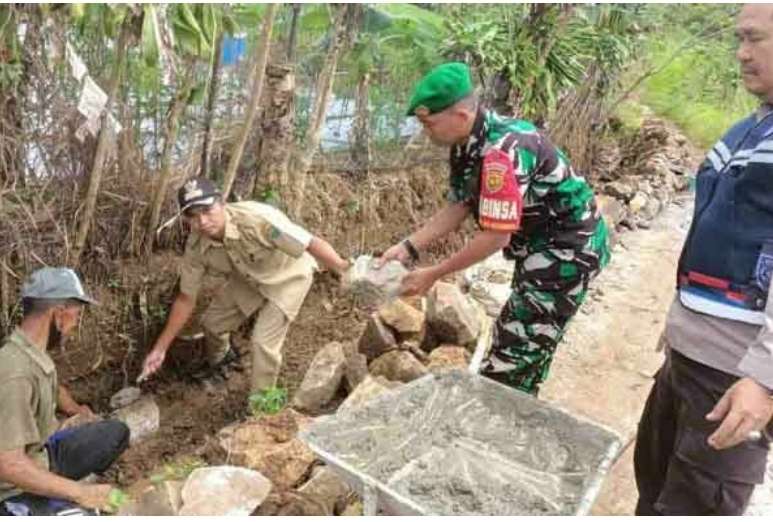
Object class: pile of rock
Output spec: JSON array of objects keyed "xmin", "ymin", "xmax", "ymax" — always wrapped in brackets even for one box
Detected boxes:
[
  {"xmin": 119, "ymin": 280, "xmax": 485, "ymax": 516},
  {"xmin": 291, "ymin": 281, "xmax": 483, "ymax": 416},
  {"xmin": 593, "ymin": 117, "xmax": 695, "ymax": 241}
]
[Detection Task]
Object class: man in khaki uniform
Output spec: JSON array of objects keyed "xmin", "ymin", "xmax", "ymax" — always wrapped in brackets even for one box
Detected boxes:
[
  {"xmin": 0, "ymin": 267, "xmax": 129, "ymax": 515},
  {"xmin": 140, "ymin": 177, "xmax": 350, "ymax": 393}
]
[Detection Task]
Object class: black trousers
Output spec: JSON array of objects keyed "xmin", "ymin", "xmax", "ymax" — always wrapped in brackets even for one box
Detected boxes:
[
  {"xmin": 634, "ymin": 349, "xmax": 769, "ymax": 515},
  {"xmin": 0, "ymin": 420, "xmax": 129, "ymax": 516}
]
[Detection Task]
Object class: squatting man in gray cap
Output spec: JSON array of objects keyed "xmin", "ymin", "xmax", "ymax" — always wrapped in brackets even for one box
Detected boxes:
[{"xmin": 0, "ymin": 267, "xmax": 129, "ymax": 515}]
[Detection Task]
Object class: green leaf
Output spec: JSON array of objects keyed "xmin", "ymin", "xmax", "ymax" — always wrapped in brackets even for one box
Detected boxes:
[
  {"xmin": 107, "ymin": 489, "xmax": 129, "ymax": 511},
  {"xmin": 141, "ymin": 5, "xmax": 160, "ymax": 67},
  {"xmin": 248, "ymin": 387, "xmax": 288, "ymax": 416}
]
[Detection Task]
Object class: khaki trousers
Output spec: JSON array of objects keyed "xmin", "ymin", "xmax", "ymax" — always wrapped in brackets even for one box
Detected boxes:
[{"xmin": 200, "ymin": 284, "xmax": 306, "ymax": 392}]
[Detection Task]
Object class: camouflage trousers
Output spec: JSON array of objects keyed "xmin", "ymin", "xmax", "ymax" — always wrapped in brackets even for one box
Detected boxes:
[{"xmin": 481, "ymin": 230, "xmax": 609, "ymax": 395}]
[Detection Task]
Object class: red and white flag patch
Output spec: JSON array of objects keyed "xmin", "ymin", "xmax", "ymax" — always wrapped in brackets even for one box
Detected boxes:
[{"xmin": 478, "ymin": 149, "xmax": 522, "ymax": 232}]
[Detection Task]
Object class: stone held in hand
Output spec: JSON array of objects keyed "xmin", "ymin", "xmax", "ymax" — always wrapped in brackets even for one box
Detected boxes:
[{"xmin": 345, "ymin": 255, "xmax": 409, "ymax": 309}]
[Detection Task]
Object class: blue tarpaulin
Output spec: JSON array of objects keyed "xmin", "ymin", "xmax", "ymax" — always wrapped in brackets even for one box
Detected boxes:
[{"xmin": 221, "ymin": 35, "xmax": 246, "ymax": 66}]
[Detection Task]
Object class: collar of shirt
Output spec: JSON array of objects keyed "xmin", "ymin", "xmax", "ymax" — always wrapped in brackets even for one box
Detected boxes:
[
  {"xmin": 758, "ymin": 103, "xmax": 773, "ymax": 120},
  {"xmin": 8, "ymin": 328, "xmax": 56, "ymax": 375}
]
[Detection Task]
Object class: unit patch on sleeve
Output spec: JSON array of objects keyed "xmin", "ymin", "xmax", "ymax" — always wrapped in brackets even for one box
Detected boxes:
[{"xmin": 478, "ymin": 148, "xmax": 522, "ymax": 232}]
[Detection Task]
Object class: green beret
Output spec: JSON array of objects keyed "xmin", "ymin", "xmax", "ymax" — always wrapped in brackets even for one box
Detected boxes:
[{"xmin": 406, "ymin": 62, "xmax": 473, "ymax": 116}]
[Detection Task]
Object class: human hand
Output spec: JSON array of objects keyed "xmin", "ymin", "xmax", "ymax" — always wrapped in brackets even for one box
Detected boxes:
[
  {"xmin": 138, "ymin": 345, "xmax": 168, "ymax": 383},
  {"xmin": 399, "ymin": 267, "xmax": 441, "ymax": 297},
  {"xmin": 73, "ymin": 484, "xmax": 117, "ymax": 512},
  {"xmin": 376, "ymin": 242, "xmax": 411, "ymax": 269},
  {"xmin": 60, "ymin": 410, "xmax": 101, "ymax": 430},
  {"xmin": 706, "ymin": 377, "xmax": 773, "ymax": 449}
]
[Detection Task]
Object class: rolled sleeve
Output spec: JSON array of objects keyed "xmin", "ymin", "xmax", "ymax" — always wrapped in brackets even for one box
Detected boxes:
[
  {"xmin": 257, "ymin": 213, "xmax": 312, "ymax": 259},
  {"xmin": 0, "ymin": 378, "xmax": 42, "ymax": 452},
  {"xmin": 738, "ymin": 278, "xmax": 773, "ymax": 390}
]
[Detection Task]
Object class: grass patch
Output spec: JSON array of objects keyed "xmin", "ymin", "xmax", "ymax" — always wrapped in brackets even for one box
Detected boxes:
[
  {"xmin": 615, "ymin": 99, "xmax": 648, "ymax": 133},
  {"xmin": 638, "ymin": 38, "xmax": 757, "ymax": 149},
  {"xmin": 248, "ymin": 386, "xmax": 288, "ymax": 417},
  {"xmin": 149, "ymin": 456, "xmax": 207, "ymax": 484}
]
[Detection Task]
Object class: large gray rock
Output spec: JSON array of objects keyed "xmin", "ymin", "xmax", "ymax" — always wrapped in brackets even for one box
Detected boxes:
[
  {"xmin": 118, "ymin": 481, "xmax": 183, "ymax": 516},
  {"xmin": 111, "ymin": 395, "xmax": 160, "ymax": 444},
  {"xmin": 217, "ymin": 409, "xmax": 316, "ymax": 489},
  {"xmin": 179, "ymin": 466, "xmax": 272, "ymax": 516},
  {"xmin": 357, "ymin": 313, "xmax": 397, "ymax": 361},
  {"xmin": 292, "ymin": 341, "xmax": 346, "ymax": 411},
  {"xmin": 369, "ymin": 350, "xmax": 428, "ymax": 383},
  {"xmin": 109, "ymin": 387, "xmax": 141, "ymax": 410},
  {"xmin": 343, "ymin": 352, "xmax": 368, "ymax": 392},
  {"xmin": 338, "ymin": 375, "xmax": 401, "ymax": 414},
  {"xmin": 346, "ymin": 255, "xmax": 409, "ymax": 309},
  {"xmin": 427, "ymin": 282, "xmax": 481, "ymax": 347},
  {"xmin": 378, "ymin": 298, "xmax": 425, "ymax": 343},
  {"xmin": 297, "ymin": 466, "xmax": 352, "ymax": 515}
]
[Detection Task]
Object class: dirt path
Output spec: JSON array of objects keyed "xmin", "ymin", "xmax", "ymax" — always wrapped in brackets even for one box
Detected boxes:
[{"xmin": 539, "ymin": 194, "xmax": 694, "ymax": 515}]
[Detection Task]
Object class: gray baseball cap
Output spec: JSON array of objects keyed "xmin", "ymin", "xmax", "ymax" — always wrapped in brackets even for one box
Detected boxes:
[{"xmin": 21, "ymin": 267, "xmax": 98, "ymax": 305}]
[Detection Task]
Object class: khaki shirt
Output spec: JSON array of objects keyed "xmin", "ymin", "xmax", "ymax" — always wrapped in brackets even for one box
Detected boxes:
[
  {"xmin": 179, "ymin": 202, "xmax": 317, "ymax": 320},
  {"xmin": 0, "ymin": 328, "xmax": 58, "ymax": 501}
]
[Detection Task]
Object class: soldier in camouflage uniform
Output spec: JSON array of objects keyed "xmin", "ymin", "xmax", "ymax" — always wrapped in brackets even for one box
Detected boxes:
[{"xmin": 381, "ymin": 62, "xmax": 609, "ymax": 395}]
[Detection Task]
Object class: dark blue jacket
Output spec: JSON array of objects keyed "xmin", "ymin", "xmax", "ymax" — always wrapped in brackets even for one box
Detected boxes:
[{"xmin": 678, "ymin": 108, "xmax": 773, "ymax": 324}]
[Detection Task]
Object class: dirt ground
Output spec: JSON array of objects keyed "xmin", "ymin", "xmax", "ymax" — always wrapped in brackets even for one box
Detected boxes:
[
  {"xmin": 43, "ymin": 133, "xmax": 699, "ymax": 509},
  {"xmin": 48, "ymin": 164, "xmax": 463, "ymax": 487}
]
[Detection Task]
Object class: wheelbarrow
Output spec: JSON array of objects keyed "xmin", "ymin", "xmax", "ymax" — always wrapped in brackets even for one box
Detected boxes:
[{"xmin": 299, "ymin": 366, "xmax": 623, "ymax": 516}]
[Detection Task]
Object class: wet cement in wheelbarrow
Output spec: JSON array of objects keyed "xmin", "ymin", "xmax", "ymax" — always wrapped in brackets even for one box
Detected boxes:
[{"xmin": 303, "ymin": 371, "xmax": 621, "ymax": 515}]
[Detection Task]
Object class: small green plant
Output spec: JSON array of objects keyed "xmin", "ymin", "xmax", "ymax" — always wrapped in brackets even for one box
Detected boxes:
[
  {"xmin": 148, "ymin": 304, "xmax": 168, "ymax": 322},
  {"xmin": 258, "ymin": 185, "xmax": 281, "ymax": 208},
  {"xmin": 248, "ymin": 386, "xmax": 288, "ymax": 417},
  {"xmin": 149, "ymin": 456, "xmax": 206, "ymax": 484},
  {"xmin": 344, "ymin": 199, "xmax": 361, "ymax": 216},
  {"xmin": 106, "ymin": 488, "xmax": 129, "ymax": 512}
]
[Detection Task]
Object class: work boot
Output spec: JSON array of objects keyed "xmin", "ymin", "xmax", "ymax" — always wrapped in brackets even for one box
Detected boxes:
[{"xmin": 189, "ymin": 349, "xmax": 243, "ymax": 383}]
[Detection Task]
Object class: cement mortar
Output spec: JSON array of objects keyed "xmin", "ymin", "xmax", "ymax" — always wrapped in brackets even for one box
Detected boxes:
[{"xmin": 303, "ymin": 371, "xmax": 620, "ymax": 515}]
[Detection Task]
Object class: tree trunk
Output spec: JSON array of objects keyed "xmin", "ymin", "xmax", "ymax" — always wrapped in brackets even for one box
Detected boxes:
[
  {"xmin": 351, "ymin": 71, "xmax": 370, "ymax": 177},
  {"xmin": 287, "ymin": 4, "xmax": 350, "ymax": 218},
  {"xmin": 221, "ymin": 3, "xmax": 278, "ymax": 200},
  {"xmin": 72, "ymin": 15, "xmax": 132, "ymax": 265},
  {"xmin": 200, "ymin": 31, "xmax": 224, "ymax": 178},
  {"xmin": 143, "ymin": 69, "xmax": 195, "ymax": 253},
  {"xmin": 249, "ymin": 64, "xmax": 294, "ymax": 202},
  {"xmin": 286, "ymin": 4, "xmax": 302, "ymax": 63},
  {"xmin": 0, "ymin": 255, "xmax": 9, "ymax": 334}
]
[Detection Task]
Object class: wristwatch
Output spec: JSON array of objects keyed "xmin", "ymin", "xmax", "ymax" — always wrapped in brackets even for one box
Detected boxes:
[{"xmin": 402, "ymin": 238, "xmax": 420, "ymax": 262}]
